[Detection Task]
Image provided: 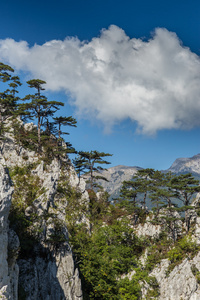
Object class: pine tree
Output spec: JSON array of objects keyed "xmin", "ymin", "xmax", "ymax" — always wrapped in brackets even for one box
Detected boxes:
[
  {"xmin": 119, "ymin": 179, "xmax": 144, "ymax": 224},
  {"xmin": 53, "ymin": 116, "xmax": 77, "ymax": 139},
  {"xmin": 21, "ymin": 79, "xmax": 64, "ymax": 153},
  {"xmin": 73, "ymin": 154, "xmax": 88, "ymax": 185},
  {"xmin": 0, "ymin": 63, "xmax": 22, "ymax": 147},
  {"xmin": 0, "ymin": 62, "xmax": 14, "ymax": 82},
  {"xmin": 149, "ymin": 170, "xmax": 166, "ymax": 213},
  {"xmin": 170, "ymin": 173, "xmax": 200, "ymax": 232},
  {"xmin": 132, "ymin": 168, "xmax": 155, "ymax": 208},
  {"xmin": 149, "ymin": 171, "xmax": 181, "ymax": 242},
  {"xmin": 79, "ymin": 150, "xmax": 112, "ymax": 190},
  {"xmin": 52, "ymin": 116, "xmax": 77, "ymax": 156}
]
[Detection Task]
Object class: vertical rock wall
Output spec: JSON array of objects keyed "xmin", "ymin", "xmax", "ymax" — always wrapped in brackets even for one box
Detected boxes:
[
  {"xmin": 15, "ymin": 157, "xmax": 84, "ymax": 299},
  {"xmin": 0, "ymin": 158, "xmax": 19, "ymax": 300},
  {"xmin": 1, "ymin": 136, "xmax": 86, "ymax": 300}
]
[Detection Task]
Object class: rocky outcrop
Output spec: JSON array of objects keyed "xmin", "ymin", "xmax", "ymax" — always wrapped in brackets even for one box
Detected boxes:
[
  {"xmin": 135, "ymin": 216, "xmax": 162, "ymax": 238},
  {"xmin": 18, "ymin": 251, "xmax": 82, "ymax": 300},
  {"xmin": 150, "ymin": 254, "xmax": 200, "ymax": 300},
  {"xmin": 0, "ymin": 158, "xmax": 19, "ymax": 300},
  {"xmin": 135, "ymin": 208, "xmax": 182, "ymax": 241},
  {"xmin": 15, "ymin": 157, "xmax": 86, "ymax": 299},
  {"xmin": 0, "ymin": 133, "xmax": 87, "ymax": 299},
  {"xmin": 4, "ymin": 130, "xmax": 200, "ymax": 300}
]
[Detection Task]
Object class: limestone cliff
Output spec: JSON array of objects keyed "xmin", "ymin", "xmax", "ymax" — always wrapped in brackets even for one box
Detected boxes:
[
  {"xmin": 133, "ymin": 208, "xmax": 200, "ymax": 300},
  {"xmin": 0, "ymin": 133, "xmax": 88, "ymax": 300},
  {"xmin": 0, "ymin": 158, "xmax": 19, "ymax": 300},
  {"xmin": 150, "ymin": 255, "xmax": 200, "ymax": 300},
  {"xmin": 3, "ymin": 130, "xmax": 200, "ymax": 300}
]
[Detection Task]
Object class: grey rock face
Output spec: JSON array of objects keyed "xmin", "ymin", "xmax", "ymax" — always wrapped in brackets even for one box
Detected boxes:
[
  {"xmin": 2, "ymin": 136, "xmax": 38, "ymax": 168},
  {"xmin": 150, "ymin": 255, "xmax": 200, "ymax": 300},
  {"xmin": 0, "ymin": 131, "xmax": 86, "ymax": 299},
  {"xmin": 14, "ymin": 157, "xmax": 84, "ymax": 300},
  {"xmin": 18, "ymin": 250, "xmax": 82, "ymax": 300},
  {"xmin": 0, "ymin": 158, "xmax": 19, "ymax": 300},
  {"xmin": 135, "ymin": 216, "xmax": 162, "ymax": 238}
]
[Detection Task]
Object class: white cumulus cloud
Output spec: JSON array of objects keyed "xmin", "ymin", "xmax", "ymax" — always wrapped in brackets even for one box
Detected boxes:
[{"xmin": 0, "ymin": 25, "xmax": 200, "ymax": 135}]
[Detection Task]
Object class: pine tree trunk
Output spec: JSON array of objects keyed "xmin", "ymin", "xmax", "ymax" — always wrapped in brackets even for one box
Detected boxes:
[
  {"xmin": 90, "ymin": 165, "xmax": 93, "ymax": 189},
  {"xmin": 38, "ymin": 114, "xmax": 41, "ymax": 153},
  {"xmin": 185, "ymin": 195, "xmax": 189, "ymax": 233}
]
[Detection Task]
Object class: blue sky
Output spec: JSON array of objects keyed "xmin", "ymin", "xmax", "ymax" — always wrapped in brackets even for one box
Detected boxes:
[{"xmin": 1, "ymin": 0, "xmax": 200, "ymax": 170}]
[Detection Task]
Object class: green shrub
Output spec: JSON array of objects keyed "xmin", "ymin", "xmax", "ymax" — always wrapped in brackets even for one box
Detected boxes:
[
  {"xmin": 167, "ymin": 247, "xmax": 183, "ymax": 263},
  {"xmin": 9, "ymin": 205, "xmax": 39, "ymax": 258},
  {"xmin": 166, "ymin": 236, "xmax": 200, "ymax": 275},
  {"xmin": 8, "ymin": 164, "xmax": 46, "ymax": 257},
  {"xmin": 46, "ymin": 218, "xmax": 67, "ymax": 248},
  {"xmin": 168, "ymin": 236, "xmax": 198, "ymax": 264},
  {"xmin": 178, "ymin": 236, "xmax": 198, "ymax": 254},
  {"xmin": 118, "ymin": 277, "xmax": 141, "ymax": 300},
  {"xmin": 117, "ymin": 270, "xmax": 159, "ymax": 300},
  {"xmin": 145, "ymin": 242, "xmax": 169, "ymax": 272},
  {"xmin": 9, "ymin": 165, "xmax": 45, "ymax": 208},
  {"xmin": 70, "ymin": 219, "xmax": 146, "ymax": 299}
]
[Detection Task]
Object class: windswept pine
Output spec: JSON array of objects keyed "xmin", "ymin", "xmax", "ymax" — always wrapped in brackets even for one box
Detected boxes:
[
  {"xmin": 0, "ymin": 63, "xmax": 22, "ymax": 141},
  {"xmin": 78, "ymin": 150, "xmax": 112, "ymax": 190},
  {"xmin": 21, "ymin": 79, "xmax": 65, "ymax": 153}
]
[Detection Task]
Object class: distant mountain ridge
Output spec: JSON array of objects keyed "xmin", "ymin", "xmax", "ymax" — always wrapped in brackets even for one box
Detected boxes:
[
  {"xmin": 166, "ymin": 153, "xmax": 200, "ymax": 175},
  {"xmin": 95, "ymin": 165, "xmax": 142, "ymax": 199},
  {"xmin": 95, "ymin": 153, "xmax": 200, "ymax": 200}
]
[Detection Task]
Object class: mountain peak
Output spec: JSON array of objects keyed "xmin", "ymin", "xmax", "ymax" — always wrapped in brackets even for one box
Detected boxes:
[{"xmin": 167, "ymin": 153, "xmax": 200, "ymax": 174}]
